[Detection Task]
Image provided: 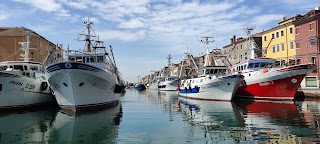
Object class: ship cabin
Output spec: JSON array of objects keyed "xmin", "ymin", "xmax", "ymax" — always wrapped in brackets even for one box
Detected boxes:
[
  {"xmin": 0, "ymin": 61, "xmax": 45, "ymax": 78},
  {"xmin": 199, "ymin": 66, "xmax": 228, "ymax": 77},
  {"xmin": 165, "ymin": 76, "xmax": 178, "ymax": 81},
  {"xmin": 232, "ymin": 58, "xmax": 276, "ymax": 74},
  {"xmin": 67, "ymin": 51, "xmax": 109, "ymax": 70}
]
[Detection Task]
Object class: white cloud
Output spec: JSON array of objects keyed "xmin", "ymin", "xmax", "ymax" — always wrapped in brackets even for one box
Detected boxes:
[
  {"xmin": 0, "ymin": 10, "xmax": 9, "ymax": 20},
  {"xmin": 13, "ymin": 0, "xmax": 72, "ymax": 18},
  {"xmin": 118, "ymin": 19, "xmax": 145, "ymax": 29},
  {"xmin": 13, "ymin": 0, "xmax": 62, "ymax": 12},
  {"xmin": 254, "ymin": 14, "xmax": 284, "ymax": 27},
  {"xmin": 99, "ymin": 30, "xmax": 146, "ymax": 41}
]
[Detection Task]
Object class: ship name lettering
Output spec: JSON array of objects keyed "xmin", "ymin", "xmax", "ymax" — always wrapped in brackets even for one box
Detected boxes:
[
  {"xmin": 9, "ymin": 80, "xmax": 23, "ymax": 86},
  {"xmin": 259, "ymin": 81, "xmax": 274, "ymax": 86}
]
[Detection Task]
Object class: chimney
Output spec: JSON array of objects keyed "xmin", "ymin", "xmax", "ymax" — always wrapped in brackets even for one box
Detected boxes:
[
  {"xmin": 282, "ymin": 17, "xmax": 286, "ymax": 21},
  {"xmin": 233, "ymin": 35, "xmax": 236, "ymax": 44},
  {"xmin": 230, "ymin": 38, "xmax": 233, "ymax": 44}
]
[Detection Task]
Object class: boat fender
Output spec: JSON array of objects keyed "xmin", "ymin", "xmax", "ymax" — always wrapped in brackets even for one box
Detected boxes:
[
  {"xmin": 41, "ymin": 82, "xmax": 48, "ymax": 90},
  {"xmin": 184, "ymin": 87, "xmax": 187, "ymax": 92}
]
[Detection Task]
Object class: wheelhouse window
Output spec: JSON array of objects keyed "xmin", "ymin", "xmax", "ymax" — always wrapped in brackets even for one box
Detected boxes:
[
  {"xmin": 254, "ymin": 63, "xmax": 260, "ymax": 68},
  {"xmin": 14, "ymin": 65, "xmax": 24, "ymax": 71},
  {"xmin": 0, "ymin": 66, "xmax": 7, "ymax": 71},
  {"xmin": 248, "ymin": 63, "xmax": 254, "ymax": 68},
  {"xmin": 30, "ymin": 65, "xmax": 38, "ymax": 71}
]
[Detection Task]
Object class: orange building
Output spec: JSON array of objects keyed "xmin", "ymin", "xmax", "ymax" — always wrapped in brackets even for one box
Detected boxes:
[{"xmin": 0, "ymin": 27, "xmax": 60, "ymax": 65}]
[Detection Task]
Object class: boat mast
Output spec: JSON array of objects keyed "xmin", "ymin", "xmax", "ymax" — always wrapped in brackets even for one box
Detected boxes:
[
  {"xmin": 167, "ymin": 54, "xmax": 172, "ymax": 76},
  {"xmin": 19, "ymin": 31, "xmax": 31, "ymax": 62},
  {"xmin": 82, "ymin": 18, "xmax": 94, "ymax": 52},
  {"xmin": 244, "ymin": 26, "xmax": 258, "ymax": 59},
  {"xmin": 200, "ymin": 36, "xmax": 214, "ymax": 74}
]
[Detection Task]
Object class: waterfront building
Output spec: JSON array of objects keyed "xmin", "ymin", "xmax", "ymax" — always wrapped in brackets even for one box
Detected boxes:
[
  {"xmin": 295, "ymin": 7, "xmax": 320, "ymax": 88},
  {"xmin": 0, "ymin": 27, "xmax": 61, "ymax": 65},
  {"xmin": 261, "ymin": 16, "xmax": 301, "ymax": 66},
  {"xmin": 223, "ymin": 34, "xmax": 262, "ymax": 66}
]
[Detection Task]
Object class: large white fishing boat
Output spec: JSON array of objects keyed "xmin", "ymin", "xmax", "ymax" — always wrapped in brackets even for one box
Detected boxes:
[
  {"xmin": 178, "ymin": 37, "xmax": 244, "ymax": 101},
  {"xmin": 0, "ymin": 31, "xmax": 54, "ymax": 109},
  {"xmin": 46, "ymin": 19, "xmax": 123, "ymax": 112}
]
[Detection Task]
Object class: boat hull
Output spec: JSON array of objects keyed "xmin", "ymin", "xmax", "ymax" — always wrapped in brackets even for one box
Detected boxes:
[
  {"xmin": 236, "ymin": 64, "xmax": 315, "ymax": 100},
  {"xmin": 178, "ymin": 74, "xmax": 244, "ymax": 101},
  {"xmin": 0, "ymin": 72, "xmax": 54, "ymax": 109},
  {"xmin": 46, "ymin": 62, "xmax": 120, "ymax": 112}
]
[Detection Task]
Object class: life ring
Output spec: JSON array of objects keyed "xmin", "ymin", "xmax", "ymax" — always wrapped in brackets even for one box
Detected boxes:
[{"xmin": 65, "ymin": 63, "xmax": 72, "ymax": 68}]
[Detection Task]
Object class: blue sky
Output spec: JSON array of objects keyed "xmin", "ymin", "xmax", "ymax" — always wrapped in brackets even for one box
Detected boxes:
[{"xmin": 0, "ymin": 0, "xmax": 319, "ymax": 82}]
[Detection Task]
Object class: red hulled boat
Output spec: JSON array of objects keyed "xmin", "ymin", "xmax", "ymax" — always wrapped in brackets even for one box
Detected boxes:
[{"xmin": 232, "ymin": 58, "xmax": 316, "ymax": 100}]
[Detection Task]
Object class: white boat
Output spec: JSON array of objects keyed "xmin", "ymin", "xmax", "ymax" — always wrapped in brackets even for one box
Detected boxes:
[
  {"xmin": 45, "ymin": 18, "xmax": 122, "ymax": 112},
  {"xmin": 178, "ymin": 37, "xmax": 244, "ymax": 101},
  {"xmin": 158, "ymin": 76, "xmax": 179, "ymax": 91},
  {"xmin": 159, "ymin": 54, "xmax": 179, "ymax": 91},
  {"xmin": 0, "ymin": 31, "xmax": 54, "ymax": 109}
]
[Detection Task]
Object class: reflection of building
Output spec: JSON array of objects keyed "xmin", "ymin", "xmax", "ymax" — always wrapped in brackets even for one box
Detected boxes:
[
  {"xmin": 0, "ymin": 27, "xmax": 61, "ymax": 65},
  {"xmin": 295, "ymin": 8, "xmax": 320, "ymax": 89}
]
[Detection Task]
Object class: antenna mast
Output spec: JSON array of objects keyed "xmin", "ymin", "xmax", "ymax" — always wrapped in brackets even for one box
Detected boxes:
[
  {"xmin": 244, "ymin": 26, "xmax": 258, "ymax": 59},
  {"xmin": 167, "ymin": 54, "xmax": 172, "ymax": 76},
  {"xmin": 199, "ymin": 36, "xmax": 215, "ymax": 66}
]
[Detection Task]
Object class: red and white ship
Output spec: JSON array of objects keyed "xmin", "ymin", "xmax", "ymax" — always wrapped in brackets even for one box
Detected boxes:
[{"xmin": 232, "ymin": 58, "xmax": 315, "ymax": 100}]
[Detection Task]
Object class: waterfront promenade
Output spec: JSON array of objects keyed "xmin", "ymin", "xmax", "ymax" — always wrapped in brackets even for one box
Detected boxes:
[{"xmin": 297, "ymin": 89, "xmax": 320, "ymax": 98}]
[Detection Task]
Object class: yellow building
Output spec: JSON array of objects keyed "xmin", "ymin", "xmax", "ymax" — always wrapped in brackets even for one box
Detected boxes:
[{"xmin": 261, "ymin": 15, "xmax": 302, "ymax": 66}]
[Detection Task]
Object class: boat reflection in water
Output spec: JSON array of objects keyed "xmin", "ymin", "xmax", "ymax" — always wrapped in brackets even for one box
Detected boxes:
[
  {"xmin": 48, "ymin": 104, "xmax": 122, "ymax": 143},
  {"xmin": 234, "ymin": 100, "xmax": 313, "ymax": 143},
  {"xmin": 0, "ymin": 108, "xmax": 58, "ymax": 143},
  {"xmin": 0, "ymin": 104, "xmax": 122, "ymax": 143},
  {"xmin": 178, "ymin": 97, "xmax": 247, "ymax": 143}
]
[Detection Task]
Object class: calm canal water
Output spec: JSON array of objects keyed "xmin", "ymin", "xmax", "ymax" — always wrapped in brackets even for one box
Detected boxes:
[{"xmin": 1, "ymin": 89, "xmax": 320, "ymax": 143}]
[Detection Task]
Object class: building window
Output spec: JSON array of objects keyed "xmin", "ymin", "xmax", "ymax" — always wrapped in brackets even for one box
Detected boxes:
[
  {"xmin": 310, "ymin": 23, "xmax": 315, "ymax": 31},
  {"xmin": 272, "ymin": 46, "xmax": 276, "ymax": 53},
  {"xmin": 289, "ymin": 27, "xmax": 293, "ymax": 34},
  {"xmin": 236, "ymin": 46, "xmax": 238, "ymax": 51},
  {"xmin": 276, "ymin": 32, "xmax": 279, "ymax": 38},
  {"xmin": 240, "ymin": 55, "xmax": 243, "ymax": 59},
  {"xmin": 240, "ymin": 45, "xmax": 242, "ymax": 49},
  {"xmin": 295, "ymin": 27, "xmax": 300, "ymax": 34},
  {"xmin": 31, "ymin": 52, "xmax": 34, "ymax": 60},
  {"xmin": 276, "ymin": 44, "xmax": 279, "ymax": 52},
  {"xmin": 281, "ymin": 43, "xmax": 284, "ymax": 51},
  {"xmin": 306, "ymin": 77, "xmax": 317, "ymax": 87},
  {"xmin": 290, "ymin": 41, "xmax": 294, "ymax": 49},
  {"xmin": 281, "ymin": 30, "xmax": 284, "ymax": 37},
  {"xmin": 312, "ymin": 57, "xmax": 316, "ymax": 64},
  {"xmin": 296, "ymin": 41, "xmax": 300, "ymax": 49},
  {"xmin": 264, "ymin": 36, "xmax": 267, "ymax": 41},
  {"xmin": 272, "ymin": 33, "xmax": 275, "ymax": 39}
]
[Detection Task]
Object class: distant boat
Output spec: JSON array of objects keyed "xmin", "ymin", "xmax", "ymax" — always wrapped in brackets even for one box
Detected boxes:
[
  {"xmin": 135, "ymin": 83, "xmax": 146, "ymax": 91},
  {"xmin": 158, "ymin": 54, "xmax": 179, "ymax": 91},
  {"xmin": 178, "ymin": 37, "xmax": 244, "ymax": 101},
  {"xmin": 0, "ymin": 31, "xmax": 54, "ymax": 109},
  {"xmin": 45, "ymin": 18, "xmax": 122, "ymax": 113},
  {"xmin": 158, "ymin": 76, "xmax": 179, "ymax": 91}
]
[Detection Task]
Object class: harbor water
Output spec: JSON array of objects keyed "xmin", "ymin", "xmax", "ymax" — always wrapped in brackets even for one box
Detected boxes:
[{"xmin": 1, "ymin": 89, "xmax": 320, "ymax": 143}]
